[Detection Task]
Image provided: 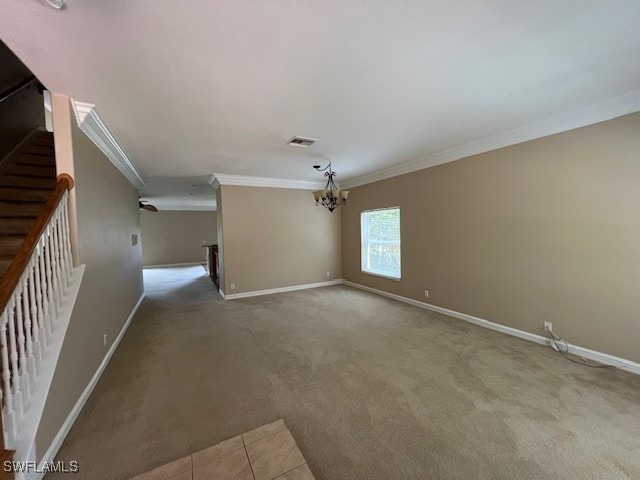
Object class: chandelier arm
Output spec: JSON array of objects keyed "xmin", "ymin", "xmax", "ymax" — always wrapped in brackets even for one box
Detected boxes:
[{"xmin": 312, "ymin": 160, "xmax": 347, "ymax": 212}]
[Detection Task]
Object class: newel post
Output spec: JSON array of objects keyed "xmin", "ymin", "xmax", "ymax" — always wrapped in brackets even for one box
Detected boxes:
[{"xmin": 56, "ymin": 174, "xmax": 79, "ymax": 268}]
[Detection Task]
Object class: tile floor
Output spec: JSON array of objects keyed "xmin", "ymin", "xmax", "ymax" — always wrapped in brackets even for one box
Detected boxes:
[{"xmin": 130, "ymin": 420, "xmax": 315, "ymax": 480}]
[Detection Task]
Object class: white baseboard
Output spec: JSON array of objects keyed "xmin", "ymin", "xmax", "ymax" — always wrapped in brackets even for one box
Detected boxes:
[
  {"xmin": 143, "ymin": 262, "xmax": 205, "ymax": 268},
  {"xmin": 35, "ymin": 293, "xmax": 146, "ymax": 478},
  {"xmin": 343, "ymin": 280, "xmax": 640, "ymax": 376},
  {"xmin": 224, "ymin": 279, "xmax": 343, "ymax": 300},
  {"xmin": 219, "ymin": 289, "xmax": 226, "ymax": 299}
]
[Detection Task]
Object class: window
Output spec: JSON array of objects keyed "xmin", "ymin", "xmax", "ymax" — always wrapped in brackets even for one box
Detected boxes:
[{"xmin": 361, "ymin": 207, "xmax": 401, "ymax": 280}]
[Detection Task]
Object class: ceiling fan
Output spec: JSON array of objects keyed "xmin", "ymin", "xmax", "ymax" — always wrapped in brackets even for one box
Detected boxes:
[{"xmin": 139, "ymin": 198, "xmax": 158, "ymax": 212}]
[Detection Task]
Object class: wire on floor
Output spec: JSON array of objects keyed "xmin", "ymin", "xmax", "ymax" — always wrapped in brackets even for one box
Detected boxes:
[{"xmin": 547, "ymin": 330, "xmax": 613, "ymax": 369}]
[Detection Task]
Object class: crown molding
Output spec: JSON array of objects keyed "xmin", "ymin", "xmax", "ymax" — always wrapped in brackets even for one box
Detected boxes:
[
  {"xmin": 71, "ymin": 100, "xmax": 145, "ymax": 188},
  {"xmin": 209, "ymin": 173, "xmax": 328, "ymax": 190},
  {"xmin": 342, "ymin": 89, "xmax": 640, "ymax": 189},
  {"xmin": 208, "ymin": 174, "xmax": 220, "ymax": 190}
]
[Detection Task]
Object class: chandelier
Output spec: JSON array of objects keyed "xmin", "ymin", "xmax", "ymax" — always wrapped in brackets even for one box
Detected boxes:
[{"xmin": 312, "ymin": 161, "xmax": 349, "ymax": 212}]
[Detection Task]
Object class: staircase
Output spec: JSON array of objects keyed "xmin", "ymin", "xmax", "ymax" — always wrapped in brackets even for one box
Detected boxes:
[
  {"xmin": 0, "ymin": 132, "xmax": 56, "ymax": 278},
  {"xmin": 0, "ymin": 130, "xmax": 85, "ymax": 479}
]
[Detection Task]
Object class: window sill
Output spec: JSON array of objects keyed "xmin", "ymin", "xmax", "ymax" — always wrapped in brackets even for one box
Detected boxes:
[{"xmin": 361, "ymin": 270, "xmax": 401, "ymax": 282}]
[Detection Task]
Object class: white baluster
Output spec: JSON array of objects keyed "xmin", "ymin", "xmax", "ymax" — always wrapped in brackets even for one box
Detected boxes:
[
  {"xmin": 0, "ymin": 189, "xmax": 78, "ymax": 445},
  {"xmin": 15, "ymin": 286, "xmax": 31, "ymax": 400},
  {"xmin": 34, "ymin": 242, "xmax": 48, "ymax": 351},
  {"xmin": 44, "ymin": 237, "xmax": 54, "ymax": 318},
  {"xmin": 0, "ymin": 311, "xmax": 17, "ymax": 442},
  {"xmin": 0, "ymin": 190, "xmax": 78, "ymax": 447},
  {"xmin": 39, "ymin": 239, "xmax": 53, "ymax": 338},
  {"xmin": 45, "ymin": 228, "xmax": 60, "ymax": 317},
  {"xmin": 62, "ymin": 195, "xmax": 73, "ymax": 273},
  {"xmin": 28, "ymin": 260, "xmax": 42, "ymax": 366},
  {"xmin": 6, "ymin": 298, "xmax": 24, "ymax": 417},
  {"xmin": 51, "ymin": 222, "xmax": 63, "ymax": 312},
  {"xmin": 60, "ymin": 199, "xmax": 71, "ymax": 287},
  {"xmin": 57, "ymin": 211, "xmax": 69, "ymax": 290},
  {"xmin": 21, "ymin": 271, "xmax": 36, "ymax": 391}
]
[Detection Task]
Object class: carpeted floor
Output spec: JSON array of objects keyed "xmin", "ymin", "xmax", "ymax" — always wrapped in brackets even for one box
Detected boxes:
[{"xmin": 50, "ymin": 266, "xmax": 640, "ymax": 479}]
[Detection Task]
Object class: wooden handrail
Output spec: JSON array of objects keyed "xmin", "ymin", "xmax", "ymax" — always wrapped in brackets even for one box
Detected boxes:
[
  {"xmin": 0, "ymin": 448, "xmax": 14, "ymax": 479},
  {"xmin": 0, "ymin": 174, "xmax": 74, "ymax": 313}
]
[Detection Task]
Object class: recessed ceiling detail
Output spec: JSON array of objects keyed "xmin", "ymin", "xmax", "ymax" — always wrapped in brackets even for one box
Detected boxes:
[
  {"xmin": 209, "ymin": 173, "xmax": 327, "ymax": 191},
  {"xmin": 287, "ymin": 136, "xmax": 317, "ymax": 148}
]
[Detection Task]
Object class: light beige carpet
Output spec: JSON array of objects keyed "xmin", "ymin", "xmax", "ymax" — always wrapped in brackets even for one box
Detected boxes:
[{"xmin": 50, "ymin": 266, "xmax": 640, "ymax": 479}]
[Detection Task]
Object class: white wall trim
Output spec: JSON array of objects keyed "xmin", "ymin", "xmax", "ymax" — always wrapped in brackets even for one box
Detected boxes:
[
  {"xmin": 209, "ymin": 173, "xmax": 328, "ymax": 191},
  {"xmin": 143, "ymin": 262, "xmax": 205, "ymax": 269},
  {"xmin": 224, "ymin": 279, "xmax": 343, "ymax": 300},
  {"xmin": 71, "ymin": 100, "xmax": 146, "ymax": 188},
  {"xmin": 35, "ymin": 293, "xmax": 146, "ymax": 479},
  {"xmin": 343, "ymin": 280, "xmax": 640, "ymax": 375},
  {"xmin": 341, "ymin": 89, "xmax": 640, "ymax": 189},
  {"xmin": 208, "ymin": 174, "xmax": 220, "ymax": 190}
]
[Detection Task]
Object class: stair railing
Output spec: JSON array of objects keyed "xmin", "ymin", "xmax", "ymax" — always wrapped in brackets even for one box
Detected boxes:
[{"xmin": 0, "ymin": 174, "xmax": 74, "ymax": 446}]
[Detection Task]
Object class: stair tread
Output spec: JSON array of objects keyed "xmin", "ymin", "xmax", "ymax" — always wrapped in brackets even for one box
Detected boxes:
[
  {"xmin": 0, "ymin": 187, "xmax": 51, "ymax": 193},
  {"xmin": 18, "ymin": 151, "xmax": 53, "ymax": 156},
  {"xmin": 5, "ymin": 165, "xmax": 56, "ymax": 178},
  {"xmin": 0, "ymin": 218, "xmax": 35, "ymax": 224},
  {"xmin": 0, "ymin": 187, "xmax": 51, "ymax": 203},
  {"xmin": 0, "ymin": 135, "xmax": 55, "ymax": 263},
  {"xmin": 33, "ymin": 131, "xmax": 53, "ymax": 137},
  {"xmin": 21, "ymin": 145, "xmax": 52, "ymax": 155},
  {"xmin": 0, "ymin": 257, "xmax": 14, "ymax": 278},
  {"xmin": 0, "ymin": 218, "xmax": 35, "ymax": 235},
  {"xmin": 1, "ymin": 173, "xmax": 55, "ymax": 179},
  {"xmin": 31, "ymin": 138, "xmax": 55, "ymax": 145},
  {"xmin": 0, "ymin": 201, "xmax": 43, "ymax": 218},
  {"xmin": 0, "ymin": 175, "xmax": 56, "ymax": 189},
  {"xmin": 0, "ymin": 236, "xmax": 26, "ymax": 256},
  {"xmin": 16, "ymin": 155, "xmax": 55, "ymax": 166}
]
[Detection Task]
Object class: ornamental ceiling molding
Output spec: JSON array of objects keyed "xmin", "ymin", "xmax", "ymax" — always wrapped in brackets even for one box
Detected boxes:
[
  {"xmin": 341, "ymin": 89, "xmax": 640, "ymax": 189},
  {"xmin": 71, "ymin": 100, "xmax": 145, "ymax": 188}
]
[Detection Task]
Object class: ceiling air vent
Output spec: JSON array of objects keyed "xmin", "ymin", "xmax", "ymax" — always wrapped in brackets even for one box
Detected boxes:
[{"xmin": 287, "ymin": 136, "xmax": 317, "ymax": 148}]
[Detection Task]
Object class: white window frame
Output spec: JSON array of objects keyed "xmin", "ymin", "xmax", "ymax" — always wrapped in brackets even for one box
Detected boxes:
[{"xmin": 360, "ymin": 207, "xmax": 401, "ymax": 281}]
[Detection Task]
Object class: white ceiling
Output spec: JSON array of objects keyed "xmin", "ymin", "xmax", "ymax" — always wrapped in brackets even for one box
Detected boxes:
[{"xmin": 1, "ymin": 1, "xmax": 640, "ymax": 209}]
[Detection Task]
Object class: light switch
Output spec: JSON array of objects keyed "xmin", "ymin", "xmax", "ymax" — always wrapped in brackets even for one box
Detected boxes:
[{"xmin": 131, "ymin": 234, "xmax": 138, "ymax": 246}]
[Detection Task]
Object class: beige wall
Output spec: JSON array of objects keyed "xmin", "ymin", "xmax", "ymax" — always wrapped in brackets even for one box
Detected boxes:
[
  {"xmin": 218, "ymin": 185, "xmax": 342, "ymax": 294},
  {"xmin": 35, "ymin": 96, "xmax": 144, "ymax": 458},
  {"xmin": 140, "ymin": 210, "xmax": 217, "ymax": 266},
  {"xmin": 342, "ymin": 112, "xmax": 640, "ymax": 363}
]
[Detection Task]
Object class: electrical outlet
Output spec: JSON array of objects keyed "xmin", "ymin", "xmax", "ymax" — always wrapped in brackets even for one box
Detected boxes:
[
  {"xmin": 544, "ymin": 321, "xmax": 552, "ymax": 332},
  {"xmin": 103, "ymin": 334, "xmax": 107, "ymax": 346},
  {"xmin": 424, "ymin": 290, "xmax": 429, "ymax": 298},
  {"xmin": 326, "ymin": 271, "xmax": 331, "ymax": 277},
  {"xmin": 230, "ymin": 283, "xmax": 235, "ymax": 290}
]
